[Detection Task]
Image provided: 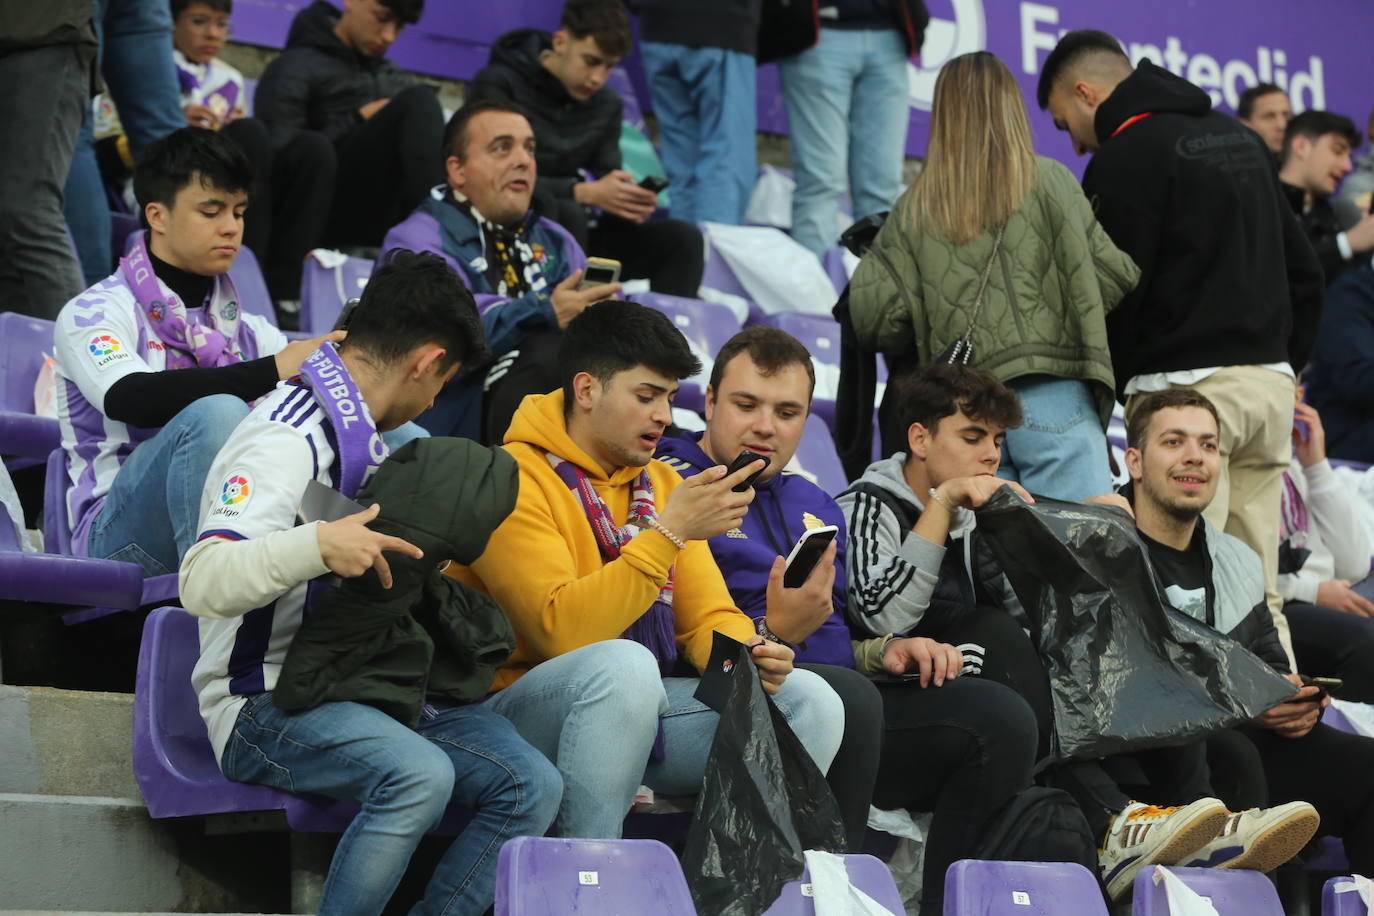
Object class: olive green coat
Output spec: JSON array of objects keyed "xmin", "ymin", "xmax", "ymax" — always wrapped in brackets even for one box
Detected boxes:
[{"xmin": 849, "ymin": 156, "xmax": 1140, "ymax": 424}]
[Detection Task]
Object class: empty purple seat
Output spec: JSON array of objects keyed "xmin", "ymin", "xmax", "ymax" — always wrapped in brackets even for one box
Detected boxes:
[
  {"xmin": 762, "ymin": 854, "xmax": 903, "ymax": 914},
  {"xmin": 1321, "ymin": 875, "xmax": 1369, "ymax": 915},
  {"xmin": 700, "ymin": 240, "xmax": 762, "ymax": 323},
  {"xmin": 1130, "ymin": 865, "xmax": 1280, "ymax": 915},
  {"xmin": 301, "ymin": 250, "xmax": 372, "ymax": 335},
  {"xmin": 226, "ymin": 245, "xmax": 279, "ymax": 328},
  {"xmin": 634, "ymin": 292, "xmax": 742, "ymax": 414},
  {"xmin": 943, "ymin": 859, "xmax": 1107, "ymax": 915},
  {"xmin": 495, "ymin": 836, "xmax": 694, "ymax": 916},
  {"xmin": 0, "ymin": 312, "xmax": 60, "ymax": 462},
  {"xmin": 790, "ymin": 413, "xmax": 847, "ymax": 496}
]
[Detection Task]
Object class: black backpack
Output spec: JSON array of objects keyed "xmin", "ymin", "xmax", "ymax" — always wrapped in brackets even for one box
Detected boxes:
[{"xmin": 971, "ymin": 786, "xmax": 1100, "ymax": 878}]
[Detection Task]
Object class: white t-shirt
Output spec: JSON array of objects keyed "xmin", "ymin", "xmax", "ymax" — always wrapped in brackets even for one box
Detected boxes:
[{"xmin": 53, "ymin": 273, "xmax": 288, "ymax": 551}]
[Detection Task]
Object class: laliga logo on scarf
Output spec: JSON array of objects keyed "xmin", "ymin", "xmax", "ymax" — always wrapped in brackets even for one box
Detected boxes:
[{"xmin": 907, "ymin": 0, "xmax": 987, "ymax": 112}]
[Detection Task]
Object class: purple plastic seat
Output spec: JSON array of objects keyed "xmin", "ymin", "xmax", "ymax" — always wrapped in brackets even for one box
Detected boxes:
[
  {"xmin": 1321, "ymin": 876, "xmax": 1369, "ymax": 915},
  {"xmin": 634, "ymin": 292, "xmax": 742, "ymax": 414},
  {"xmin": 762, "ymin": 854, "xmax": 904, "ymax": 914},
  {"xmin": 821, "ymin": 246, "xmax": 851, "ymax": 294},
  {"xmin": 1130, "ymin": 865, "xmax": 1281, "ymax": 915},
  {"xmin": 227, "ymin": 245, "xmax": 279, "ymax": 328},
  {"xmin": 700, "ymin": 239, "xmax": 763, "ymax": 323},
  {"xmin": 0, "ymin": 312, "xmax": 60, "ymax": 462},
  {"xmin": 943, "ymin": 859, "xmax": 1107, "ymax": 915},
  {"xmin": 300, "ymin": 250, "xmax": 372, "ymax": 335},
  {"xmin": 495, "ymin": 836, "xmax": 695, "ymax": 916},
  {"xmin": 110, "ymin": 211, "xmax": 141, "ymax": 259},
  {"xmin": 790, "ymin": 413, "xmax": 847, "ymax": 497},
  {"xmin": 760, "ymin": 312, "xmax": 842, "ymax": 428}
]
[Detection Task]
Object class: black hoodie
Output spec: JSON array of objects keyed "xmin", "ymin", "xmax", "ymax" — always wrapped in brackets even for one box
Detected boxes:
[
  {"xmin": 254, "ymin": 0, "xmax": 417, "ymax": 145},
  {"xmin": 1081, "ymin": 61, "xmax": 1324, "ymax": 395},
  {"xmin": 468, "ymin": 28, "xmax": 624, "ymax": 204}
]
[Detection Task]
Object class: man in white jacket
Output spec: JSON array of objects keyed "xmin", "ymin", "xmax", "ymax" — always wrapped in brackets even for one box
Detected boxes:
[{"xmin": 1279, "ymin": 398, "xmax": 1374, "ymax": 701}]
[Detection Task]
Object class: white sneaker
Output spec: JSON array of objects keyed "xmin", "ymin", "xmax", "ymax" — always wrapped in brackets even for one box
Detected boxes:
[
  {"xmin": 1099, "ymin": 798, "xmax": 1229, "ymax": 901},
  {"xmin": 1179, "ymin": 801, "xmax": 1320, "ymax": 872}
]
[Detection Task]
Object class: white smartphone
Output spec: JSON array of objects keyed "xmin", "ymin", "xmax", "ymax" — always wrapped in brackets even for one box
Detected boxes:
[
  {"xmin": 782, "ymin": 525, "xmax": 839, "ymax": 588},
  {"xmin": 579, "ymin": 257, "xmax": 621, "ymax": 290}
]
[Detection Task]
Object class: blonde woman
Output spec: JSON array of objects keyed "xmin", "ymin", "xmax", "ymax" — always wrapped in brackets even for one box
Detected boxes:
[{"xmin": 849, "ymin": 51, "xmax": 1139, "ymax": 501}]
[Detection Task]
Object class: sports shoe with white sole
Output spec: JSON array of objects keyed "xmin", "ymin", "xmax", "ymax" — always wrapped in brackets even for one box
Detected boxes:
[
  {"xmin": 1099, "ymin": 798, "xmax": 1229, "ymax": 901},
  {"xmin": 1179, "ymin": 801, "xmax": 1320, "ymax": 872}
]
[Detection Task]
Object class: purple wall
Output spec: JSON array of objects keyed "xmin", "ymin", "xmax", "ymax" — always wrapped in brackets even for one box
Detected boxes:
[{"xmin": 234, "ymin": 0, "xmax": 1374, "ymax": 168}]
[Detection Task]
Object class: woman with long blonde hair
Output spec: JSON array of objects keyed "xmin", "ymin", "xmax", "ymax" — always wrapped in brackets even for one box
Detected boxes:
[{"xmin": 850, "ymin": 51, "xmax": 1139, "ymax": 499}]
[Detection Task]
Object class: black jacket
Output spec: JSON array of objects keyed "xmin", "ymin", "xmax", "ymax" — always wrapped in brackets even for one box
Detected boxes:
[
  {"xmin": 758, "ymin": 0, "xmax": 928, "ymax": 64},
  {"xmin": 1082, "ymin": 61, "xmax": 1324, "ymax": 395},
  {"xmin": 1306, "ymin": 261, "xmax": 1374, "ymax": 461},
  {"xmin": 631, "ymin": 0, "xmax": 762, "ymax": 56},
  {"xmin": 468, "ymin": 29, "xmax": 623, "ymax": 204},
  {"xmin": 274, "ymin": 438, "xmax": 519, "ymax": 727},
  {"xmin": 1281, "ymin": 182, "xmax": 1358, "ymax": 285},
  {"xmin": 254, "ymin": 0, "xmax": 417, "ymax": 145}
]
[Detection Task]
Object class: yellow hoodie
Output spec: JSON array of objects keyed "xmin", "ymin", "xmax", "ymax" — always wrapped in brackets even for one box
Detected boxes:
[{"xmin": 448, "ymin": 390, "xmax": 755, "ymax": 690}]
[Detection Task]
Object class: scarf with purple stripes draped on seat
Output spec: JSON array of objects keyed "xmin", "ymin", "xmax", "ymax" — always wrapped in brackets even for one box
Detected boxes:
[{"xmin": 545, "ymin": 451, "xmax": 677, "ymax": 670}]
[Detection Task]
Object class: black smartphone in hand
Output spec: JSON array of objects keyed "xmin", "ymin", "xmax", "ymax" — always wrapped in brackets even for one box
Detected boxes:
[
  {"xmin": 639, "ymin": 175, "xmax": 670, "ymax": 193},
  {"xmin": 782, "ymin": 525, "xmax": 839, "ymax": 588},
  {"xmin": 725, "ymin": 450, "xmax": 770, "ymax": 493}
]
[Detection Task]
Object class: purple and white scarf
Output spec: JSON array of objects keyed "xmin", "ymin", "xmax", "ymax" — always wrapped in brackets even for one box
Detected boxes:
[
  {"xmin": 297, "ymin": 342, "xmax": 388, "ymax": 499},
  {"xmin": 176, "ymin": 58, "xmax": 240, "ymax": 121},
  {"xmin": 121, "ymin": 231, "xmax": 243, "ymax": 370},
  {"xmin": 546, "ymin": 452, "xmax": 678, "ymax": 670}
]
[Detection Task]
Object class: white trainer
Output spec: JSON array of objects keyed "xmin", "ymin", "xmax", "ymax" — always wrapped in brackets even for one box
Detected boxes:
[
  {"xmin": 1099, "ymin": 798, "xmax": 1229, "ymax": 901},
  {"xmin": 1179, "ymin": 801, "xmax": 1321, "ymax": 872}
]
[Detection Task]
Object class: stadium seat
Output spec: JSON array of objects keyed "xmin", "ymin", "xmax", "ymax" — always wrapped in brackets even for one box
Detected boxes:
[
  {"xmin": 110, "ymin": 211, "xmax": 141, "ymax": 260},
  {"xmin": 0, "ymin": 312, "xmax": 60, "ymax": 462},
  {"xmin": 820, "ymin": 245, "xmax": 852, "ymax": 295},
  {"xmin": 301, "ymin": 248, "xmax": 372, "ymax": 335},
  {"xmin": 789, "ymin": 413, "xmax": 847, "ymax": 496},
  {"xmin": 495, "ymin": 836, "xmax": 695, "ymax": 916},
  {"xmin": 1130, "ymin": 865, "xmax": 1281, "ymax": 914},
  {"xmin": 634, "ymin": 292, "xmax": 742, "ymax": 414},
  {"xmin": 762, "ymin": 853, "xmax": 903, "ymax": 914},
  {"xmin": 699, "ymin": 241, "xmax": 760, "ymax": 324},
  {"xmin": 943, "ymin": 859, "xmax": 1107, "ymax": 915},
  {"xmin": 1321, "ymin": 875, "xmax": 1370, "ymax": 915}
]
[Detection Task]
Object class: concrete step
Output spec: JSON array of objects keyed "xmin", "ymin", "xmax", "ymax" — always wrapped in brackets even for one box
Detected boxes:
[
  {"xmin": 0, "ymin": 684, "xmax": 140, "ymax": 800},
  {"xmin": 0, "ymin": 794, "xmax": 290, "ymax": 913}
]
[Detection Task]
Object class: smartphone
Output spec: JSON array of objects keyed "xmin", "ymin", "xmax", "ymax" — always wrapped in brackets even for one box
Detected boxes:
[
  {"xmin": 1300, "ymin": 674, "xmax": 1343, "ymax": 695},
  {"xmin": 579, "ymin": 257, "xmax": 621, "ymax": 291},
  {"xmin": 334, "ymin": 297, "xmax": 360, "ymax": 331},
  {"xmin": 782, "ymin": 525, "xmax": 839, "ymax": 588},
  {"xmin": 725, "ymin": 450, "xmax": 771, "ymax": 493},
  {"xmin": 639, "ymin": 175, "xmax": 670, "ymax": 193}
]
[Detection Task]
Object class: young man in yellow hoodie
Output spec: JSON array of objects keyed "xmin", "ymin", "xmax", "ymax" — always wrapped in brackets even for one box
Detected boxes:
[{"xmin": 449, "ymin": 299, "xmax": 845, "ymax": 837}]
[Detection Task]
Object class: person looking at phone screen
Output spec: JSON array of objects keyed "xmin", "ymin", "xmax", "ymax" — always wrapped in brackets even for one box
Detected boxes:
[
  {"xmin": 657, "ymin": 328, "xmax": 1046, "ymax": 914},
  {"xmin": 383, "ymin": 99, "xmax": 619, "ymax": 442},
  {"xmin": 446, "ymin": 301, "xmax": 844, "ymax": 843}
]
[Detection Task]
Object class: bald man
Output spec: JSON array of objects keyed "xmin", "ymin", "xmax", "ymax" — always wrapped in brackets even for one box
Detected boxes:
[{"xmin": 1035, "ymin": 29, "xmax": 1324, "ymax": 673}]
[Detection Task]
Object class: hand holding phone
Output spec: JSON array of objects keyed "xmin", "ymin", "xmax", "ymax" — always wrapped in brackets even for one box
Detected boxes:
[
  {"xmin": 725, "ymin": 450, "xmax": 771, "ymax": 493},
  {"xmin": 639, "ymin": 175, "xmax": 670, "ymax": 194},
  {"xmin": 782, "ymin": 525, "xmax": 839, "ymax": 588},
  {"xmin": 579, "ymin": 257, "xmax": 621, "ymax": 291},
  {"xmin": 1299, "ymin": 674, "xmax": 1343, "ymax": 700}
]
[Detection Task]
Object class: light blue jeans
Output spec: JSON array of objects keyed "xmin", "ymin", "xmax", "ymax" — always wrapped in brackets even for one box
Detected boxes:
[
  {"xmin": 88, "ymin": 393, "xmax": 428, "ymax": 575},
  {"xmin": 221, "ymin": 693, "xmax": 562, "ymax": 916},
  {"xmin": 778, "ymin": 27, "xmax": 910, "ymax": 257},
  {"xmin": 485, "ymin": 639, "xmax": 846, "ymax": 837},
  {"xmin": 997, "ymin": 375, "xmax": 1113, "ymax": 502},
  {"xmin": 65, "ymin": 0, "xmax": 186, "ymax": 285},
  {"xmin": 641, "ymin": 42, "xmax": 757, "ymax": 225}
]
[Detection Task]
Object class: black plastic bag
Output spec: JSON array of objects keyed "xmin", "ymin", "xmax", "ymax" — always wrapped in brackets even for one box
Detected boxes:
[
  {"xmin": 974, "ymin": 488, "xmax": 1298, "ymax": 761},
  {"xmin": 681, "ymin": 643, "xmax": 847, "ymax": 916}
]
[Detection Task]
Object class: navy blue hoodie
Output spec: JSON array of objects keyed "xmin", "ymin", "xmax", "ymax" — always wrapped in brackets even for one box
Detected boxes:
[{"xmin": 656, "ymin": 432, "xmax": 856, "ymax": 667}]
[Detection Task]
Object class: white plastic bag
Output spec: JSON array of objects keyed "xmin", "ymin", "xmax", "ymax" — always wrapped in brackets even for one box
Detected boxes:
[
  {"xmin": 745, "ymin": 165, "xmax": 795, "ymax": 230},
  {"xmin": 700, "ymin": 222, "xmax": 837, "ymax": 317},
  {"xmin": 804, "ymin": 850, "xmax": 900, "ymax": 916},
  {"xmin": 1153, "ymin": 866, "xmax": 1219, "ymax": 916}
]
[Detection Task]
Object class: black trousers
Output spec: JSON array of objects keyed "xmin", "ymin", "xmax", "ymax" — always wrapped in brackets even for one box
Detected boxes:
[
  {"xmin": 798, "ymin": 663, "xmax": 883, "ymax": 854},
  {"xmin": 1046, "ymin": 743, "xmax": 1215, "ymax": 841},
  {"xmin": 1285, "ymin": 599, "xmax": 1374, "ymax": 703},
  {"xmin": 221, "ymin": 118, "xmax": 336, "ymax": 301},
  {"xmin": 873, "ymin": 677, "xmax": 1038, "ymax": 916},
  {"xmin": 326, "ymin": 85, "xmax": 444, "ymax": 248}
]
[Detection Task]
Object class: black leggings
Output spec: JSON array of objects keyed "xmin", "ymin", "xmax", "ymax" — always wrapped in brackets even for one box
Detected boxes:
[
  {"xmin": 874, "ymin": 677, "xmax": 1038, "ymax": 916},
  {"xmin": 798, "ymin": 663, "xmax": 883, "ymax": 854},
  {"xmin": 1285, "ymin": 600, "xmax": 1374, "ymax": 703},
  {"xmin": 1045, "ymin": 743, "xmax": 1215, "ymax": 840}
]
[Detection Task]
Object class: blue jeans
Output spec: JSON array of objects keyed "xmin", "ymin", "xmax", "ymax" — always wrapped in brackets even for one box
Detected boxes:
[
  {"xmin": 485, "ymin": 640, "xmax": 846, "ymax": 838},
  {"xmin": 86, "ymin": 393, "xmax": 428, "ymax": 576},
  {"xmin": 65, "ymin": 0, "xmax": 185, "ymax": 285},
  {"xmin": 222, "ymin": 693, "xmax": 561, "ymax": 916},
  {"xmin": 641, "ymin": 42, "xmax": 757, "ymax": 225},
  {"xmin": 778, "ymin": 27, "xmax": 910, "ymax": 257},
  {"xmin": 998, "ymin": 375, "xmax": 1112, "ymax": 502}
]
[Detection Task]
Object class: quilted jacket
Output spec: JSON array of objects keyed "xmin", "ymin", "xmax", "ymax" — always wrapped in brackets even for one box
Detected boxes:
[{"xmin": 848, "ymin": 156, "xmax": 1139, "ymax": 425}]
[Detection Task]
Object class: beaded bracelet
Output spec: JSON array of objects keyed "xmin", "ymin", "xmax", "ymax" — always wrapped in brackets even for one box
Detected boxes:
[{"xmin": 646, "ymin": 517, "xmax": 686, "ymax": 549}]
